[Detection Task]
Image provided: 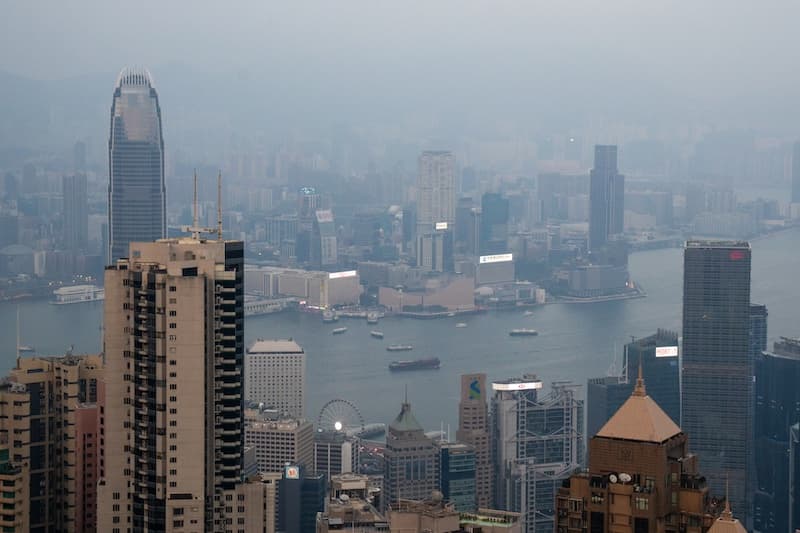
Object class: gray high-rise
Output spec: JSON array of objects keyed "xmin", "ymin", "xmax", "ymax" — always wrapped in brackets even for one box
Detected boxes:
[
  {"xmin": 682, "ymin": 240, "xmax": 753, "ymax": 526},
  {"xmin": 62, "ymin": 174, "xmax": 88, "ymax": 252},
  {"xmin": 588, "ymin": 145, "xmax": 624, "ymax": 253},
  {"xmin": 107, "ymin": 67, "xmax": 165, "ymax": 263}
]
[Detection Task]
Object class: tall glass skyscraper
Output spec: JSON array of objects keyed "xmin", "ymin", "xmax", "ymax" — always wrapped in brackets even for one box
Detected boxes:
[
  {"xmin": 588, "ymin": 145, "xmax": 624, "ymax": 253},
  {"xmin": 107, "ymin": 67, "xmax": 165, "ymax": 262},
  {"xmin": 682, "ymin": 240, "xmax": 753, "ymax": 526}
]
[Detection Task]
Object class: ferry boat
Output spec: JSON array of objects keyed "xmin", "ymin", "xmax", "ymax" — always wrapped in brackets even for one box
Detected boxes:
[
  {"xmin": 509, "ymin": 329, "xmax": 538, "ymax": 337},
  {"xmin": 332, "ymin": 327, "xmax": 348, "ymax": 335},
  {"xmin": 322, "ymin": 310, "xmax": 338, "ymax": 323},
  {"xmin": 389, "ymin": 358, "xmax": 440, "ymax": 372},
  {"xmin": 370, "ymin": 331, "xmax": 384, "ymax": 339},
  {"xmin": 366, "ymin": 312, "xmax": 379, "ymax": 324},
  {"xmin": 386, "ymin": 344, "xmax": 413, "ymax": 352},
  {"xmin": 523, "ymin": 310, "xmax": 534, "ymax": 316},
  {"xmin": 51, "ymin": 285, "xmax": 104, "ymax": 305},
  {"xmin": 455, "ymin": 323, "xmax": 467, "ymax": 328}
]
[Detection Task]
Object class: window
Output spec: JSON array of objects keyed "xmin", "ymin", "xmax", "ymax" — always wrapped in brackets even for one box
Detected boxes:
[
  {"xmin": 169, "ymin": 323, "xmax": 177, "ymax": 329},
  {"xmin": 169, "ymin": 286, "xmax": 177, "ymax": 292},
  {"xmin": 635, "ymin": 497, "xmax": 649, "ymax": 510},
  {"xmin": 169, "ymin": 310, "xmax": 177, "ymax": 317}
]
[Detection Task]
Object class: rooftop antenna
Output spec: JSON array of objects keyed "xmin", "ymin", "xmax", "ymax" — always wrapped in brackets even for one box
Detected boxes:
[{"xmin": 217, "ymin": 171, "xmax": 223, "ymax": 240}]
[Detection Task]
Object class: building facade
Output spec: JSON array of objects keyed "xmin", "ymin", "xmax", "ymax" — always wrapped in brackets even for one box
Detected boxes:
[
  {"xmin": 457, "ymin": 373, "xmax": 493, "ymax": 509},
  {"xmin": 588, "ymin": 145, "xmax": 624, "ymax": 253},
  {"xmin": 480, "ymin": 192, "xmax": 510, "ymax": 255},
  {"xmin": 383, "ymin": 401, "xmax": 440, "ymax": 513},
  {"xmin": 416, "ymin": 151, "xmax": 456, "ymax": 237},
  {"xmin": 681, "ymin": 240, "xmax": 753, "ymax": 526},
  {"xmin": 557, "ymin": 372, "xmax": 718, "ymax": 533},
  {"xmin": 245, "ymin": 339, "xmax": 305, "ymax": 418},
  {"xmin": 107, "ymin": 68, "xmax": 166, "ymax": 262},
  {"xmin": 244, "ymin": 414, "xmax": 314, "ymax": 474},
  {"xmin": 492, "ymin": 376, "xmax": 584, "ymax": 533},
  {"xmin": 754, "ymin": 337, "xmax": 800, "ymax": 533},
  {"xmin": 438, "ymin": 442, "xmax": 477, "ymax": 511},
  {"xmin": 62, "ymin": 173, "xmax": 88, "ymax": 252},
  {"xmin": 97, "ymin": 236, "xmax": 262, "ymax": 532}
]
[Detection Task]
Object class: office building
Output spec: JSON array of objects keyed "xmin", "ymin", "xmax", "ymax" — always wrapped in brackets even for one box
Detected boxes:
[
  {"xmin": 388, "ymin": 496, "xmax": 522, "ymax": 533},
  {"xmin": 457, "ymin": 373, "xmax": 493, "ymax": 509},
  {"xmin": 792, "ymin": 141, "xmax": 800, "ymax": 204},
  {"xmin": 383, "ymin": 400, "xmax": 439, "ymax": 513},
  {"xmin": 278, "ymin": 464, "xmax": 325, "ymax": 533},
  {"xmin": 492, "ymin": 376, "xmax": 583, "ymax": 533},
  {"xmin": 557, "ymin": 371, "xmax": 719, "ymax": 533},
  {"xmin": 750, "ymin": 303, "xmax": 768, "ymax": 360},
  {"xmin": 415, "ymin": 228, "xmax": 453, "ymax": 272},
  {"xmin": 588, "ymin": 145, "xmax": 624, "ymax": 253},
  {"xmin": 416, "ymin": 151, "xmax": 456, "ymax": 236},
  {"xmin": 312, "ymin": 209, "xmax": 338, "ymax": 267},
  {"xmin": 107, "ymin": 68, "xmax": 166, "ymax": 262},
  {"xmin": 586, "ymin": 329, "xmax": 680, "ymax": 439},
  {"xmin": 791, "ymin": 423, "xmax": 800, "ymax": 533},
  {"xmin": 754, "ymin": 337, "xmax": 800, "ymax": 533},
  {"xmin": 245, "ymin": 339, "xmax": 305, "ymax": 418},
  {"xmin": 62, "ymin": 173, "xmax": 88, "ymax": 252},
  {"xmin": 682, "ymin": 240, "xmax": 753, "ymax": 526},
  {"xmin": 244, "ymin": 412, "xmax": 314, "ymax": 474},
  {"xmin": 316, "ymin": 474, "xmax": 388, "ymax": 532},
  {"xmin": 98, "ymin": 235, "xmax": 272, "ymax": 531},
  {"xmin": 438, "ymin": 442, "xmax": 477, "ymax": 511},
  {"xmin": 480, "ymin": 192, "xmax": 510, "ymax": 255},
  {"xmin": 244, "ymin": 266, "xmax": 362, "ymax": 309},
  {"xmin": 314, "ymin": 429, "xmax": 359, "ymax": 480},
  {"xmin": 0, "ymin": 353, "xmax": 103, "ymax": 532}
]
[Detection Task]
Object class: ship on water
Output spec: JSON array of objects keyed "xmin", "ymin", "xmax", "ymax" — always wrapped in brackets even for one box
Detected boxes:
[
  {"xmin": 389, "ymin": 358, "xmax": 440, "ymax": 371},
  {"xmin": 386, "ymin": 344, "xmax": 413, "ymax": 352},
  {"xmin": 509, "ymin": 328, "xmax": 538, "ymax": 336},
  {"xmin": 370, "ymin": 331, "xmax": 384, "ymax": 339},
  {"xmin": 366, "ymin": 311, "xmax": 379, "ymax": 324},
  {"xmin": 322, "ymin": 310, "xmax": 339, "ymax": 323},
  {"xmin": 332, "ymin": 327, "xmax": 348, "ymax": 335}
]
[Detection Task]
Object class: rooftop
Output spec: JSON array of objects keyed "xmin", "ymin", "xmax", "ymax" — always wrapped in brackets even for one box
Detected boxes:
[
  {"xmin": 595, "ymin": 367, "xmax": 681, "ymax": 443},
  {"xmin": 685, "ymin": 240, "xmax": 750, "ymax": 249},
  {"xmin": 248, "ymin": 339, "xmax": 303, "ymax": 354},
  {"xmin": 707, "ymin": 500, "xmax": 747, "ymax": 533},
  {"xmin": 389, "ymin": 402, "xmax": 424, "ymax": 433}
]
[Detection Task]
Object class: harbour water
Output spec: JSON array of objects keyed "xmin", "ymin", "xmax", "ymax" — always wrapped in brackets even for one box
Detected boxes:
[{"xmin": 1, "ymin": 228, "xmax": 798, "ymax": 432}]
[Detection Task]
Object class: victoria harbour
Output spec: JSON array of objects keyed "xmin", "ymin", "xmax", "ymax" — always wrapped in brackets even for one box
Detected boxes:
[{"xmin": 2, "ymin": 227, "xmax": 798, "ymax": 431}]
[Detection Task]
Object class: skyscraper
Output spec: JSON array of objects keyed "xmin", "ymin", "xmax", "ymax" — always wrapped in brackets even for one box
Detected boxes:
[
  {"xmin": 62, "ymin": 174, "xmax": 88, "ymax": 252},
  {"xmin": 557, "ymin": 372, "xmax": 718, "ymax": 533},
  {"xmin": 754, "ymin": 337, "xmax": 800, "ymax": 533},
  {"xmin": 107, "ymin": 68, "xmax": 165, "ymax": 263},
  {"xmin": 792, "ymin": 141, "xmax": 800, "ymax": 204},
  {"xmin": 437, "ymin": 442, "xmax": 477, "ymax": 512},
  {"xmin": 588, "ymin": 145, "xmax": 624, "ymax": 253},
  {"xmin": 456, "ymin": 373, "xmax": 493, "ymax": 509},
  {"xmin": 98, "ymin": 235, "xmax": 263, "ymax": 531},
  {"xmin": 492, "ymin": 376, "xmax": 583, "ymax": 533},
  {"xmin": 416, "ymin": 151, "xmax": 456, "ymax": 236},
  {"xmin": 480, "ymin": 192, "xmax": 510, "ymax": 255},
  {"xmin": 586, "ymin": 329, "xmax": 680, "ymax": 439},
  {"xmin": 682, "ymin": 240, "xmax": 753, "ymax": 526},
  {"xmin": 383, "ymin": 400, "xmax": 440, "ymax": 513},
  {"xmin": 312, "ymin": 209, "xmax": 338, "ymax": 267}
]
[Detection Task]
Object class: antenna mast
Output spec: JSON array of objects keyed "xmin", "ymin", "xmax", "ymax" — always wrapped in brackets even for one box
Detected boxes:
[
  {"xmin": 192, "ymin": 169, "xmax": 199, "ymax": 239},
  {"xmin": 217, "ymin": 171, "xmax": 223, "ymax": 240}
]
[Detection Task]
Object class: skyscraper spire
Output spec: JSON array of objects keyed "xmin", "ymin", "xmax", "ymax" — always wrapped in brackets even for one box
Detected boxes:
[{"xmin": 633, "ymin": 354, "xmax": 646, "ymax": 396}]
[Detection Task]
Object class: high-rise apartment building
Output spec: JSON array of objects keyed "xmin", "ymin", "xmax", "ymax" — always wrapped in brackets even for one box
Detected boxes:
[
  {"xmin": 457, "ymin": 373, "xmax": 493, "ymax": 509},
  {"xmin": 245, "ymin": 339, "xmax": 305, "ymax": 419},
  {"xmin": 557, "ymin": 372, "xmax": 718, "ymax": 533},
  {"xmin": 480, "ymin": 192, "xmax": 510, "ymax": 255},
  {"xmin": 243, "ymin": 412, "xmax": 314, "ymax": 474},
  {"xmin": 492, "ymin": 376, "xmax": 583, "ymax": 533},
  {"xmin": 682, "ymin": 240, "xmax": 753, "ymax": 526},
  {"xmin": 0, "ymin": 353, "xmax": 103, "ymax": 532},
  {"xmin": 588, "ymin": 145, "xmax": 624, "ymax": 253},
  {"xmin": 587, "ymin": 329, "xmax": 680, "ymax": 439},
  {"xmin": 416, "ymin": 151, "xmax": 456, "ymax": 236},
  {"xmin": 754, "ymin": 337, "xmax": 800, "ymax": 533},
  {"xmin": 97, "ymin": 235, "xmax": 262, "ymax": 532},
  {"xmin": 62, "ymin": 173, "xmax": 88, "ymax": 252},
  {"xmin": 107, "ymin": 68, "xmax": 166, "ymax": 262},
  {"xmin": 383, "ymin": 400, "xmax": 440, "ymax": 513}
]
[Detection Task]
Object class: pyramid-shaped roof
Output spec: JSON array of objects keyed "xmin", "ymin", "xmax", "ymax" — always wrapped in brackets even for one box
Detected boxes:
[
  {"xmin": 596, "ymin": 367, "xmax": 682, "ymax": 443},
  {"xmin": 708, "ymin": 500, "xmax": 747, "ymax": 533},
  {"xmin": 389, "ymin": 402, "xmax": 424, "ymax": 433}
]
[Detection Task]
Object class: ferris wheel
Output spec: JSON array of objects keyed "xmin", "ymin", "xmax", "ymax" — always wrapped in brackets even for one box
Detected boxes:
[{"xmin": 317, "ymin": 399, "xmax": 365, "ymax": 433}]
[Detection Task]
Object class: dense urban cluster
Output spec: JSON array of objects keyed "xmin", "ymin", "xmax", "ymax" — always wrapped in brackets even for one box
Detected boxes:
[{"xmin": 0, "ymin": 59, "xmax": 799, "ymax": 533}]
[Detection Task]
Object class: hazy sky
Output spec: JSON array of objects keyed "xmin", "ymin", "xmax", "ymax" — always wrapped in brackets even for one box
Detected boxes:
[{"xmin": 2, "ymin": 1, "xmax": 800, "ymax": 142}]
